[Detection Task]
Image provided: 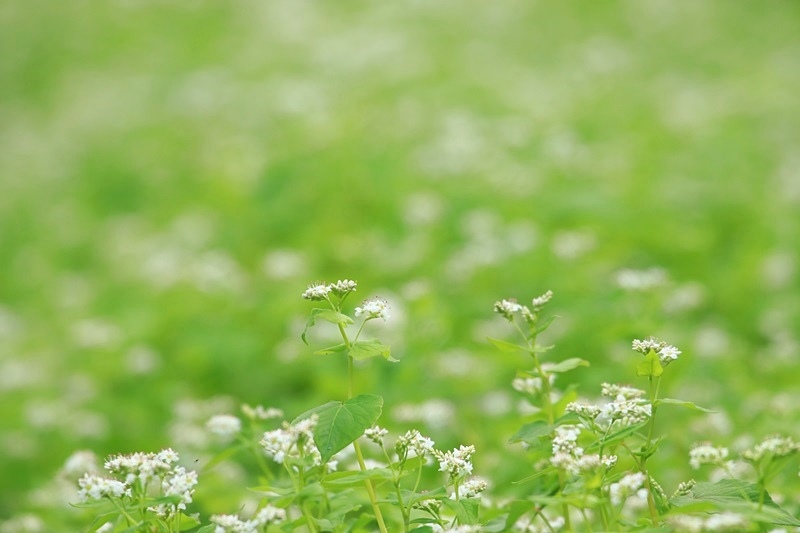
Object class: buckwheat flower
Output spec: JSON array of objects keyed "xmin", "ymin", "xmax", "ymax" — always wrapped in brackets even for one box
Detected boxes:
[
  {"xmin": 355, "ymin": 297, "xmax": 390, "ymax": 321},
  {"xmin": 601, "ymin": 383, "xmax": 646, "ymax": 401},
  {"xmin": 531, "ymin": 290, "xmax": 553, "ymax": 310},
  {"xmin": 607, "ymin": 472, "xmax": 647, "ymax": 506},
  {"xmin": 742, "ymin": 434, "xmax": 800, "ymax": 462},
  {"xmin": 206, "ymin": 414, "xmax": 241, "ymax": 438},
  {"xmin": 631, "ymin": 337, "xmax": 662, "ymax": 354},
  {"xmin": 241, "ymin": 404, "xmax": 283, "ymax": 420},
  {"xmin": 363, "ymin": 425, "xmax": 388, "ymax": 446},
  {"xmin": 512, "ymin": 376, "xmax": 554, "ymax": 395},
  {"xmin": 414, "ymin": 498, "xmax": 441, "ymax": 513},
  {"xmin": 302, "ymin": 282, "xmax": 330, "ymax": 301},
  {"xmin": 434, "ymin": 445, "xmax": 476, "ymax": 480},
  {"xmin": 599, "ymin": 399, "xmax": 652, "ymax": 428},
  {"xmin": 210, "ymin": 514, "xmax": 246, "ymax": 533},
  {"xmin": 104, "ymin": 450, "xmax": 177, "ymax": 486},
  {"xmin": 673, "ymin": 479, "xmax": 696, "ymax": 497},
  {"xmin": 565, "ymin": 401, "xmax": 602, "ymax": 419},
  {"xmin": 493, "ymin": 298, "xmax": 522, "ymax": 320},
  {"xmin": 260, "ymin": 416, "xmax": 321, "ymax": 465},
  {"xmin": 552, "ymin": 425, "xmax": 582, "ymax": 455},
  {"xmin": 396, "ymin": 429, "xmax": 435, "ymax": 458},
  {"xmin": 457, "ymin": 477, "xmax": 489, "ymax": 498},
  {"xmin": 77, "ymin": 474, "xmax": 129, "ymax": 501},
  {"xmin": 162, "ymin": 466, "xmax": 198, "ymax": 510},
  {"xmin": 328, "ymin": 279, "xmax": 357, "ymax": 296},
  {"xmin": 689, "ymin": 442, "xmax": 729, "ymax": 469},
  {"xmin": 658, "ymin": 344, "xmax": 681, "ymax": 365}
]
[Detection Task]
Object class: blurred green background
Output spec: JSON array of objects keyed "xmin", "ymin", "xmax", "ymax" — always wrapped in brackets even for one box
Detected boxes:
[{"xmin": 1, "ymin": 0, "xmax": 799, "ymax": 528}]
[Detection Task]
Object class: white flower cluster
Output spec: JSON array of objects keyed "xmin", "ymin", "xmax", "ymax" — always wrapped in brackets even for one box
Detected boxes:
[
  {"xmin": 741, "ymin": 434, "xmax": 800, "ymax": 462},
  {"xmin": 363, "ymin": 425, "xmax": 388, "ymax": 446},
  {"xmin": 550, "ymin": 425, "xmax": 616, "ymax": 476},
  {"xmin": 631, "ymin": 337, "xmax": 681, "ymax": 366},
  {"xmin": 77, "ymin": 474, "xmax": 130, "ymax": 501},
  {"xmin": 260, "ymin": 415, "xmax": 321, "ymax": 465},
  {"xmin": 531, "ymin": 290, "xmax": 554, "ymax": 309},
  {"xmin": 396, "ymin": 429, "xmax": 435, "ymax": 458},
  {"xmin": 241, "ymin": 404, "xmax": 283, "ymax": 420},
  {"xmin": 354, "ymin": 297, "xmax": 390, "ymax": 321},
  {"xmin": 565, "ymin": 401, "xmax": 602, "ymax": 419},
  {"xmin": 493, "ymin": 291, "xmax": 554, "ymax": 321},
  {"xmin": 667, "ymin": 511, "xmax": 749, "ymax": 532},
  {"xmin": 302, "ymin": 279, "xmax": 358, "ymax": 301},
  {"xmin": 206, "ymin": 414, "xmax": 242, "ymax": 438},
  {"xmin": 607, "ymin": 471, "xmax": 647, "ymax": 506},
  {"xmin": 77, "ymin": 448, "xmax": 198, "ymax": 515},
  {"xmin": 599, "ymin": 399, "xmax": 652, "ymax": 428},
  {"xmin": 456, "ymin": 477, "xmax": 489, "ymax": 499},
  {"xmin": 689, "ymin": 442, "xmax": 729, "ymax": 469},
  {"xmin": 210, "ymin": 505, "xmax": 287, "ymax": 533},
  {"xmin": 513, "ymin": 514, "xmax": 566, "ymax": 532},
  {"xmin": 434, "ymin": 445, "xmax": 476, "ymax": 480},
  {"xmin": 512, "ymin": 374, "xmax": 555, "ymax": 395},
  {"xmin": 600, "ymin": 382, "xmax": 646, "ymax": 401}
]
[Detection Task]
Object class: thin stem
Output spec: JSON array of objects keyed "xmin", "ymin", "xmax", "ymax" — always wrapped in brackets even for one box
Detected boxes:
[{"xmin": 640, "ymin": 376, "xmax": 660, "ymax": 526}]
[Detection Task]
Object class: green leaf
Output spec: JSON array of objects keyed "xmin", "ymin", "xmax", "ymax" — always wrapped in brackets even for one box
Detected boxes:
[
  {"xmin": 636, "ymin": 350, "xmax": 663, "ymax": 377},
  {"xmin": 294, "ymin": 394, "xmax": 383, "ymax": 462},
  {"xmin": 654, "ymin": 398, "xmax": 716, "ymax": 413},
  {"xmin": 348, "ymin": 339, "xmax": 397, "ymax": 362},
  {"xmin": 547, "ymin": 358, "xmax": 590, "ymax": 373},
  {"xmin": 301, "ymin": 308, "xmax": 353, "ymax": 344},
  {"xmin": 313, "ymin": 343, "xmax": 347, "ymax": 355},
  {"xmin": 509, "ymin": 420, "xmax": 551, "ymax": 445},
  {"xmin": 533, "ymin": 314, "xmax": 557, "ymax": 334},
  {"xmin": 586, "ymin": 421, "xmax": 648, "ymax": 451},
  {"xmin": 503, "ymin": 500, "xmax": 538, "ymax": 531},
  {"xmin": 486, "ymin": 337, "xmax": 527, "ymax": 353},
  {"xmin": 442, "ymin": 497, "xmax": 480, "ymax": 525}
]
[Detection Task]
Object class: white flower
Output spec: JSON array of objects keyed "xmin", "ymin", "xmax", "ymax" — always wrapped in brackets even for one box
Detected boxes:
[
  {"xmin": 363, "ymin": 425, "xmax": 388, "ymax": 446},
  {"xmin": 493, "ymin": 298, "xmax": 523, "ymax": 319},
  {"xmin": 62, "ymin": 450, "xmax": 99, "ymax": 479},
  {"xmin": 457, "ymin": 477, "xmax": 489, "ymax": 498},
  {"xmin": 434, "ymin": 445, "xmax": 475, "ymax": 480},
  {"xmin": 260, "ymin": 416, "xmax": 321, "ymax": 465},
  {"xmin": 607, "ymin": 472, "xmax": 647, "ymax": 506},
  {"xmin": 210, "ymin": 505, "xmax": 286, "ymax": 532},
  {"xmin": 631, "ymin": 337, "xmax": 662, "ymax": 354},
  {"xmin": 328, "ymin": 279, "xmax": 357, "ymax": 295},
  {"xmin": 631, "ymin": 337, "xmax": 681, "ymax": 366},
  {"xmin": 77, "ymin": 474, "xmax": 130, "ymax": 501},
  {"xmin": 565, "ymin": 401, "xmax": 602, "ymax": 419},
  {"xmin": 241, "ymin": 404, "xmax": 283, "ymax": 420},
  {"xmin": 206, "ymin": 415, "xmax": 241, "ymax": 438},
  {"xmin": 355, "ymin": 297, "xmax": 390, "ymax": 321},
  {"xmin": 601, "ymin": 383, "xmax": 645, "ymax": 401},
  {"xmin": 302, "ymin": 282, "xmax": 330, "ymax": 301},
  {"xmin": 531, "ymin": 290, "xmax": 553, "ymax": 309},
  {"xmin": 742, "ymin": 434, "xmax": 800, "ymax": 462},
  {"xmin": 598, "ymin": 399, "xmax": 652, "ymax": 428},
  {"xmin": 162, "ymin": 466, "xmax": 198, "ymax": 510},
  {"xmin": 689, "ymin": 442, "xmax": 729, "ymax": 469},
  {"xmin": 396, "ymin": 429, "xmax": 435, "ymax": 458}
]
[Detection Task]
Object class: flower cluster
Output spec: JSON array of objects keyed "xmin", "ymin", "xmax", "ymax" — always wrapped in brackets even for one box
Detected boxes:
[
  {"xmin": 600, "ymin": 382, "xmax": 645, "ymax": 401},
  {"xmin": 354, "ymin": 296, "xmax": 390, "ymax": 321},
  {"xmin": 599, "ymin": 399, "xmax": 652, "ymax": 428},
  {"xmin": 241, "ymin": 404, "xmax": 283, "ymax": 420},
  {"xmin": 550, "ymin": 425, "xmax": 616, "ymax": 475},
  {"xmin": 741, "ymin": 434, "xmax": 800, "ymax": 462},
  {"xmin": 433, "ymin": 445, "xmax": 476, "ymax": 480},
  {"xmin": 363, "ymin": 425, "xmax": 389, "ymax": 446},
  {"xmin": 395, "ymin": 429, "xmax": 435, "ymax": 459},
  {"xmin": 77, "ymin": 449, "xmax": 198, "ymax": 517},
  {"xmin": 206, "ymin": 414, "xmax": 242, "ymax": 438},
  {"xmin": 689, "ymin": 442, "xmax": 729, "ymax": 469},
  {"xmin": 302, "ymin": 279, "xmax": 358, "ymax": 301},
  {"xmin": 512, "ymin": 374, "xmax": 555, "ymax": 396},
  {"xmin": 457, "ymin": 477, "xmax": 489, "ymax": 499},
  {"xmin": 493, "ymin": 290, "xmax": 553, "ymax": 323},
  {"xmin": 607, "ymin": 471, "xmax": 648, "ymax": 506},
  {"xmin": 260, "ymin": 415, "xmax": 322, "ymax": 465},
  {"xmin": 210, "ymin": 505, "xmax": 287, "ymax": 533},
  {"xmin": 631, "ymin": 337, "xmax": 681, "ymax": 366}
]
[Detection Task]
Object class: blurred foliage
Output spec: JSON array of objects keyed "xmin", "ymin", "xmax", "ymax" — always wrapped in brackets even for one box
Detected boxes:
[{"xmin": 1, "ymin": 0, "xmax": 799, "ymax": 528}]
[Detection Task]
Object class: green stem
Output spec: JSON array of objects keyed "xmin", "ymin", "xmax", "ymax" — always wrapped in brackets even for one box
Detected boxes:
[{"xmin": 641, "ymin": 376, "xmax": 660, "ymax": 526}]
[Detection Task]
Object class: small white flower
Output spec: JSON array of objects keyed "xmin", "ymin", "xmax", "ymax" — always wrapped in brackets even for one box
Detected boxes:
[
  {"xmin": 328, "ymin": 279, "xmax": 357, "ymax": 295},
  {"xmin": 457, "ymin": 477, "xmax": 489, "ymax": 498},
  {"xmin": 355, "ymin": 297, "xmax": 390, "ymax": 321},
  {"xmin": 77, "ymin": 474, "xmax": 130, "ymax": 501},
  {"xmin": 565, "ymin": 401, "xmax": 602, "ymax": 419},
  {"xmin": 742, "ymin": 434, "xmax": 800, "ymax": 462},
  {"xmin": 206, "ymin": 415, "xmax": 242, "ymax": 438},
  {"xmin": 396, "ymin": 429, "xmax": 435, "ymax": 458},
  {"xmin": 531, "ymin": 290, "xmax": 553, "ymax": 309},
  {"xmin": 631, "ymin": 337, "xmax": 681, "ymax": 366},
  {"xmin": 434, "ymin": 445, "xmax": 475, "ymax": 480},
  {"xmin": 302, "ymin": 282, "xmax": 330, "ymax": 301},
  {"xmin": 363, "ymin": 425, "xmax": 388, "ymax": 446},
  {"xmin": 689, "ymin": 442, "xmax": 729, "ymax": 469},
  {"xmin": 260, "ymin": 416, "xmax": 321, "ymax": 465},
  {"xmin": 493, "ymin": 298, "xmax": 523, "ymax": 320},
  {"xmin": 607, "ymin": 472, "xmax": 647, "ymax": 506},
  {"xmin": 601, "ymin": 383, "xmax": 646, "ymax": 401},
  {"xmin": 241, "ymin": 404, "xmax": 283, "ymax": 420},
  {"xmin": 162, "ymin": 466, "xmax": 198, "ymax": 510}
]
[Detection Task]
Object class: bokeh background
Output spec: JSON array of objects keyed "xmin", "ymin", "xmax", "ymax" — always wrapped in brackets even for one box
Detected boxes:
[{"xmin": 1, "ymin": 0, "xmax": 799, "ymax": 529}]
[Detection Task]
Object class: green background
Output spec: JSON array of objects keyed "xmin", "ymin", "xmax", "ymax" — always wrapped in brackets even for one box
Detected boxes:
[{"xmin": 1, "ymin": 0, "xmax": 799, "ymax": 527}]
